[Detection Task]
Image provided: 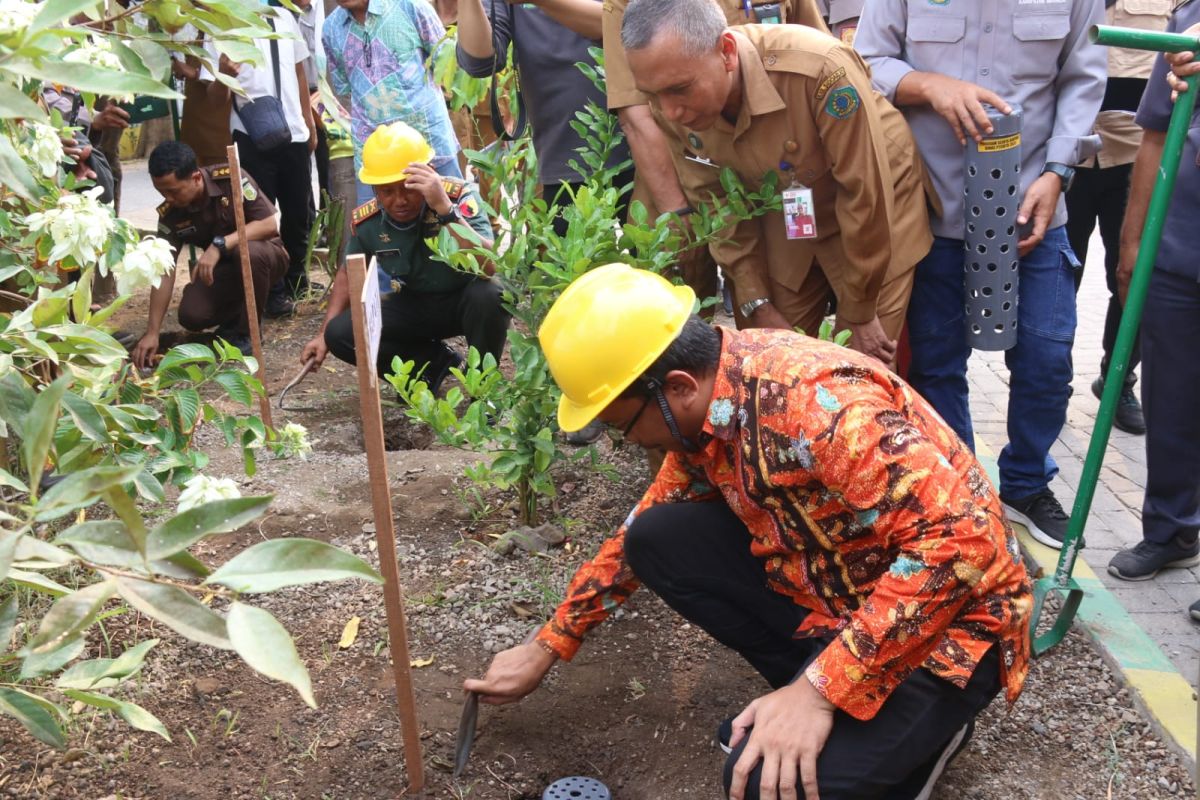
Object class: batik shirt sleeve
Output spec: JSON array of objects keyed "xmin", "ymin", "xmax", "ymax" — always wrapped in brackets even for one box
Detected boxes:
[{"xmin": 536, "ymin": 455, "xmax": 722, "ymax": 660}]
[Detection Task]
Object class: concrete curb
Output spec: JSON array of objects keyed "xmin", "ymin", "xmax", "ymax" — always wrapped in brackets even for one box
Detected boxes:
[{"xmin": 978, "ymin": 450, "xmax": 1197, "ymax": 775}]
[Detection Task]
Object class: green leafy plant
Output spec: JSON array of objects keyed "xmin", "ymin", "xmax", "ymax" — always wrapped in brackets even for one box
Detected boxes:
[{"xmin": 387, "ymin": 52, "xmax": 781, "ymax": 525}]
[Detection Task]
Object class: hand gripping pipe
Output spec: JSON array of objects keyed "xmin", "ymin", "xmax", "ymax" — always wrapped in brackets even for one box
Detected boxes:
[{"xmin": 1029, "ymin": 24, "xmax": 1200, "ymax": 655}]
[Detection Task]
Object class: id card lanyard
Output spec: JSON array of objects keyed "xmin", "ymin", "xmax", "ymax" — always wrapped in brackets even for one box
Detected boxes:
[{"xmin": 779, "ymin": 159, "xmax": 817, "ymax": 240}]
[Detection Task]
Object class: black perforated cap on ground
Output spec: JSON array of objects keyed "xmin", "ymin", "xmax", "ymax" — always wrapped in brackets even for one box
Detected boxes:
[{"xmin": 542, "ymin": 776, "xmax": 611, "ymax": 800}]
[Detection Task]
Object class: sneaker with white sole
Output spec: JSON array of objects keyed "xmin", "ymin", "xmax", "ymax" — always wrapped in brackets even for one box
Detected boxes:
[
  {"xmin": 1107, "ymin": 535, "xmax": 1200, "ymax": 581},
  {"xmin": 1001, "ymin": 489, "xmax": 1070, "ymax": 550}
]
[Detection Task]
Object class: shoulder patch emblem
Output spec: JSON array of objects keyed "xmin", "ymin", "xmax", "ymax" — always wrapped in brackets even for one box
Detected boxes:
[
  {"xmin": 825, "ymin": 86, "xmax": 860, "ymax": 120},
  {"xmin": 814, "ymin": 67, "xmax": 847, "ymax": 103},
  {"xmin": 210, "ymin": 166, "xmax": 231, "ymax": 179},
  {"xmin": 157, "ymin": 200, "xmax": 170, "ymax": 217},
  {"xmin": 240, "ymin": 177, "xmax": 257, "ymax": 202},
  {"xmin": 456, "ymin": 194, "xmax": 480, "ymax": 219},
  {"xmin": 441, "ymin": 177, "xmax": 466, "ymax": 201},
  {"xmin": 352, "ymin": 198, "xmax": 380, "ymax": 228}
]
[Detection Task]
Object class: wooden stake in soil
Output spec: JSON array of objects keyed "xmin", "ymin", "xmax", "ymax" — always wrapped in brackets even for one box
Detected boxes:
[
  {"xmin": 224, "ymin": 144, "xmax": 273, "ymax": 429},
  {"xmin": 345, "ymin": 253, "xmax": 425, "ymax": 792}
]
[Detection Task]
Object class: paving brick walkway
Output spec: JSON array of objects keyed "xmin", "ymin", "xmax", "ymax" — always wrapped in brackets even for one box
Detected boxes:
[{"xmin": 966, "ymin": 228, "xmax": 1199, "ymax": 689}]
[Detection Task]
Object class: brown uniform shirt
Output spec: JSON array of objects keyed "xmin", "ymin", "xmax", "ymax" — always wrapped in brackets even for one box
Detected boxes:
[
  {"xmin": 156, "ymin": 165, "xmax": 280, "ymax": 253},
  {"xmin": 602, "ymin": 0, "xmax": 829, "ymax": 110},
  {"xmin": 665, "ymin": 26, "xmax": 936, "ymax": 324}
]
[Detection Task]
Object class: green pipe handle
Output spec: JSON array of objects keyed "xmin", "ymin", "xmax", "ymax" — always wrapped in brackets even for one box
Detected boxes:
[{"xmin": 1090, "ymin": 24, "xmax": 1200, "ymax": 53}]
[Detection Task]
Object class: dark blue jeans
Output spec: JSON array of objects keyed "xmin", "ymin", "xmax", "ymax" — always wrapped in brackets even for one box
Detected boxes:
[
  {"xmin": 1141, "ymin": 268, "xmax": 1200, "ymax": 545},
  {"xmin": 906, "ymin": 226, "xmax": 1079, "ymax": 499}
]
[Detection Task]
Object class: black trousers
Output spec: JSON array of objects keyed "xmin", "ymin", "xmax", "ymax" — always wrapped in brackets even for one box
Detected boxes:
[
  {"xmin": 1141, "ymin": 269, "xmax": 1200, "ymax": 545},
  {"xmin": 178, "ymin": 240, "xmax": 289, "ymax": 336},
  {"xmin": 232, "ymin": 131, "xmax": 315, "ymax": 296},
  {"xmin": 624, "ymin": 501, "xmax": 1002, "ymax": 800},
  {"xmin": 323, "ymin": 279, "xmax": 511, "ymax": 378},
  {"xmin": 1065, "ymin": 163, "xmax": 1140, "ymax": 386}
]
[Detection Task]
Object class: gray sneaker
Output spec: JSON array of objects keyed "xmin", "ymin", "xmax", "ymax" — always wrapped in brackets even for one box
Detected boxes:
[
  {"xmin": 1190, "ymin": 599, "xmax": 1200, "ymax": 622},
  {"xmin": 1107, "ymin": 535, "xmax": 1200, "ymax": 581}
]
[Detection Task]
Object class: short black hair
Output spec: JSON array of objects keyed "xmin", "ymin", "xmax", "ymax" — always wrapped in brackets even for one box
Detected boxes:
[
  {"xmin": 148, "ymin": 141, "xmax": 199, "ymax": 180},
  {"xmin": 621, "ymin": 316, "xmax": 721, "ymax": 397}
]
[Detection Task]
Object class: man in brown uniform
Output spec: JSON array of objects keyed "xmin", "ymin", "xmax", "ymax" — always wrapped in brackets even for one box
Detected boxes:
[
  {"xmin": 621, "ymin": 0, "xmax": 935, "ymax": 366},
  {"xmin": 131, "ymin": 141, "xmax": 289, "ymax": 369},
  {"xmin": 603, "ymin": 0, "xmax": 827, "ymax": 305}
]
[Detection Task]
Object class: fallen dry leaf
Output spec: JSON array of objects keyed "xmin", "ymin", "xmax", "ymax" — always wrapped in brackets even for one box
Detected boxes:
[
  {"xmin": 338, "ymin": 616, "xmax": 361, "ymax": 649},
  {"xmin": 410, "ymin": 656, "xmax": 434, "ymax": 668}
]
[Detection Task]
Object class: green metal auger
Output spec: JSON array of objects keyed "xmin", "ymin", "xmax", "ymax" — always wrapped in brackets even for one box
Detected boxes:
[{"xmin": 1029, "ymin": 24, "xmax": 1200, "ymax": 655}]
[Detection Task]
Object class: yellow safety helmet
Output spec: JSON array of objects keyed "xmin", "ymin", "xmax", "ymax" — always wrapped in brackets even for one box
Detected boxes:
[
  {"xmin": 358, "ymin": 122, "xmax": 435, "ymax": 185},
  {"xmin": 539, "ymin": 263, "xmax": 696, "ymax": 432}
]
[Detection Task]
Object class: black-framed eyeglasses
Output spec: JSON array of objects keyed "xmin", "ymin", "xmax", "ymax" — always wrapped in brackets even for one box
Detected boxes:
[{"xmin": 609, "ymin": 395, "xmax": 652, "ymax": 448}]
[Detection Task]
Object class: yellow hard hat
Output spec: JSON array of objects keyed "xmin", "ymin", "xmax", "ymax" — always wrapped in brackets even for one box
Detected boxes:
[
  {"xmin": 539, "ymin": 263, "xmax": 696, "ymax": 432},
  {"xmin": 358, "ymin": 122, "xmax": 435, "ymax": 185}
]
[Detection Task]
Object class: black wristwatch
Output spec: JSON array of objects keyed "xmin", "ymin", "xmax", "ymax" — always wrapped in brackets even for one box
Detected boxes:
[
  {"xmin": 1042, "ymin": 162, "xmax": 1076, "ymax": 193},
  {"xmin": 212, "ymin": 235, "xmax": 227, "ymax": 254},
  {"xmin": 435, "ymin": 207, "xmax": 459, "ymax": 225}
]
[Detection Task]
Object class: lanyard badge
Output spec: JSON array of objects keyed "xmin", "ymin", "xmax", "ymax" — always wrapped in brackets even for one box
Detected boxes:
[{"xmin": 780, "ymin": 160, "xmax": 816, "ymax": 240}]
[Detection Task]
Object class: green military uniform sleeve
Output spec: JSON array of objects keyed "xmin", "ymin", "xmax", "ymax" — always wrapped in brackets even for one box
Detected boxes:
[{"xmin": 457, "ymin": 185, "xmax": 493, "ymax": 241}]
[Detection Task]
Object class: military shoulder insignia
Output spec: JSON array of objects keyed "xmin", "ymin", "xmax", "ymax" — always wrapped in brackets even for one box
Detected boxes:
[
  {"xmin": 240, "ymin": 177, "xmax": 257, "ymax": 202},
  {"xmin": 157, "ymin": 200, "xmax": 170, "ymax": 217},
  {"xmin": 210, "ymin": 166, "xmax": 231, "ymax": 179},
  {"xmin": 441, "ymin": 177, "xmax": 467, "ymax": 201},
  {"xmin": 456, "ymin": 193, "xmax": 481, "ymax": 219},
  {"xmin": 825, "ymin": 86, "xmax": 860, "ymax": 120},
  {"xmin": 352, "ymin": 198, "xmax": 380, "ymax": 229}
]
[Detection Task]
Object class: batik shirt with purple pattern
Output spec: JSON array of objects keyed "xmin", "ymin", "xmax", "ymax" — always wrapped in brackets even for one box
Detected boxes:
[{"xmin": 323, "ymin": 0, "xmax": 460, "ymax": 171}]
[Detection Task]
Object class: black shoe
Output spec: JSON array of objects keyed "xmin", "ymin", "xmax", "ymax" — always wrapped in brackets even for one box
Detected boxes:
[
  {"xmin": 716, "ymin": 717, "xmax": 735, "ymax": 754},
  {"xmin": 564, "ymin": 420, "xmax": 605, "ymax": 446},
  {"xmin": 1107, "ymin": 535, "xmax": 1200, "ymax": 581},
  {"xmin": 423, "ymin": 344, "xmax": 463, "ymax": 396},
  {"xmin": 265, "ymin": 293, "xmax": 295, "ymax": 319},
  {"xmin": 1001, "ymin": 489, "xmax": 1070, "ymax": 550},
  {"xmin": 1091, "ymin": 376, "xmax": 1145, "ymax": 435},
  {"xmin": 1189, "ymin": 599, "xmax": 1200, "ymax": 622}
]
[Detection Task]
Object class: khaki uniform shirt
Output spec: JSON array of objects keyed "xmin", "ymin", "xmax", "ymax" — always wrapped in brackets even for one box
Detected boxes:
[
  {"xmin": 666, "ymin": 26, "xmax": 935, "ymax": 323},
  {"xmin": 602, "ymin": 0, "xmax": 829, "ymax": 110},
  {"xmin": 1086, "ymin": 0, "xmax": 1174, "ymax": 168},
  {"xmin": 156, "ymin": 165, "xmax": 279, "ymax": 253}
]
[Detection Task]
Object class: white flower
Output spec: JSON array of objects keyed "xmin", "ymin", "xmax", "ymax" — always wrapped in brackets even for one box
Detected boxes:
[
  {"xmin": 18, "ymin": 123, "xmax": 64, "ymax": 179},
  {"xmin": 23, "ymin": 186, "xmax": 116, "ymax": 268},
  {"xmin": 113, "ymin": 236, "xmax": 175, "ymax": 296},
  {"xmin": 63, "ymin": 37, "xmax": 125, "ymax": 72},
  {"xmin": 0, "ymin": 0, "xmax": 38, "ymax": 37},
  {"xmin": 274, "ymin": 422, "xmax": 313, "ymax": 460},
  {"xmin": 176, "ymin": 474, "xmax": 242, "ymax": 512}
]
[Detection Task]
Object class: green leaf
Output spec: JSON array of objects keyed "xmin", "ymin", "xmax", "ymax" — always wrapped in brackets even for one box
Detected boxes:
[
  {"xmin": 61, "ymin": 690, "xmax": 171, "ymax": 741},
  {"xmin": 55, "ymin": 520, "xmax": 140, "ymax": 566},
  {"xmin": 8, "ymin": 568, "xmax": 70, "ymax": 597},
  {"xmin": 0, "ymin": 84, "xmax": 46, "ymax": 120},
  {"xmin": 60, "ymin": 392, "xmax": 110, "ymax": 443},
  {"xmin": 0, "ymin": 531, "xmax": 18, "ymax": 581},
  {"xmin": 116, "ymin": 578, "xmax": 232, "ymax": 650},
  {"xmin": 35, "ymin": 465, "xmax": 143, "ymax": 521},
  {"xmin": 145, "ymin": 496, "xmax": 272, "ymax": 561},
  {"xmin": 0, "ymin": 468, "xmax": 28, "ymax": 493},
  {"xmin": 0, "ymin": 688, "xmax": 66, "ymax": 748},
  {"xmin": 214, "ymin": 371, "xmax": 253, "ymax": 407},
  {"xmin": 13, "ymin": 533, "xmax": 74, "ymax": 568},
  {"xmin": 28, "ymin": 0, "xmax": 104, "ymax": 35},
  {"xmin": 56, "ymin": 640, "xmax": 159, "ymax": 690},
  {"xmin": 22, "ymin": 376, "xmax": 69, "ymax": 499},
  {"xmin": 0, "ymin": 595, "xmax": 18, "ymax": 655},
  {"xmin": 5, "ymin": 60, "xmax": 181, "ymax": 99},
  {"xmin": 0, "ymin": 121, "xmax": 39, "ymax": 200},
  {"xmin": 25, "ymin": 579, "xmax": 115, "ymax": 655},
  {"xmin": 103, "ymin": 486, "xmax": 147, "ymax": 555},
  {"xmin": 205, "ymin": 538, "xmax": 383, "ymax": 594},
  {"xmin": 227, "ymin": 602, "xmax": 315, "ymax": 708},
  {"xmin": 19, "ymin": 636, "xmax": 85, "ymax": 678},
  {"xmin": 174, "ymin": 387, "xmax": 201, "ymax": 434},
  {"xmin": 156, "ymin": 343, "xmax": 216, "ymax": 372}
]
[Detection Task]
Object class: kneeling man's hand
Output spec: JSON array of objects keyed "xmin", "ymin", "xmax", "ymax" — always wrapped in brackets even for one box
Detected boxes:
[
  {"xmin": 300, "ymin": 335, "xmax": 328, "ymax": 370},
  {"xmin": 728, "ymin": 677, "xmax": 836, "ymax": 800},
  {"xmin": 402, "ymin": 162, "xmax": 454, "ymax": 217},
  {"xmin": 463, "ymin": 640, "xmax": 557, "ymax": 706}
]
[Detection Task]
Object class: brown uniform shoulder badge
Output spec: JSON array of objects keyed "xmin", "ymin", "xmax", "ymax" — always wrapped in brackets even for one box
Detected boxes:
[
  {"xmin": 352, "ymin": 198, "xmax": 381, "ymax": 230},
  {"xmin": 209, "ymin": 165, "xmax": 232, "ymax": 180},
  {"xmin": 440, "ymin": 177, "xmax": 467, "ymax": 201}
]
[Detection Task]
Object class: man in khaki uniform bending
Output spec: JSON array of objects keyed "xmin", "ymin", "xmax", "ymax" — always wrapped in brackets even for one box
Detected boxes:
[
  {"xmin": 621, "ymin": 0, "xmax": 936, "ymax": 365},
  {"xmin": 603, "ymin": 0, "xmax": 828, "ymax": 305}
]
